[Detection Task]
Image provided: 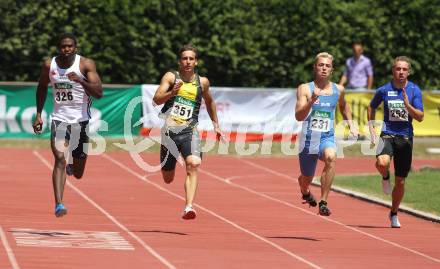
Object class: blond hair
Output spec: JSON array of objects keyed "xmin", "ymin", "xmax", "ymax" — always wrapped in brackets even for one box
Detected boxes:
[{"xmin": 315, "ymin": 52, "xmax": 333, "ymax": 64}]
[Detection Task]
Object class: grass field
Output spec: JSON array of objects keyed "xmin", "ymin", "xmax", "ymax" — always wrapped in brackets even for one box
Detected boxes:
[{"xmin": 333, "ymin": 169, "xmax": 440, "ymax": 216}]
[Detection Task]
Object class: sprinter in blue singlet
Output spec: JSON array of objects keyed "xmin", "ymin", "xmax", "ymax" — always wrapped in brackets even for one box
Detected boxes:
[{"xmin": 295, "ymin": 52, "xmax": 357, "ymax": 216}]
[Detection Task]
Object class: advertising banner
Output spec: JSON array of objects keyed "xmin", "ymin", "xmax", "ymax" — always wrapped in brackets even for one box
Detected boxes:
[{"xmin": 0, "ymin": 85, "xmax": 141, "ymax": 138}]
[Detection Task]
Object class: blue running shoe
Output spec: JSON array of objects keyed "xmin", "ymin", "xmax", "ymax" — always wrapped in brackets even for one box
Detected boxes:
[
  {"xmin": 55, "ymin": 203, "xmax": 67, "ymax": 217},
  {"xmin": 66, "ymin": 164, "xmax": 74, "ymax": 176}
]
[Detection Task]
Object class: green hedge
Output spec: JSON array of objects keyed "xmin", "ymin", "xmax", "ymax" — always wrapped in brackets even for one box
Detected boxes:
[{"xmin": 1, "ymin": 0, "xmax": 439, "ymax": 88}]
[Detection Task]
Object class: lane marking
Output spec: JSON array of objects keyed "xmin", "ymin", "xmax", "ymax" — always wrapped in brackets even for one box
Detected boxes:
[
  {"xmin": 33, "ymin": 150, "xmax": 175, "ymax": 269},
  {"xmin": 0, "ymin": 225, "xmax": 20, "ymax": 269},
  {"xmin": 224, "ymin": 174, "xmax": 263, "ymax": 184},
  {"xmin": 102, "ymin": 153, "xmax": 322, "ymax": 269},
  {"xmin": 11, "ymin": 228, "xmax": 134, "ymax": 250}
]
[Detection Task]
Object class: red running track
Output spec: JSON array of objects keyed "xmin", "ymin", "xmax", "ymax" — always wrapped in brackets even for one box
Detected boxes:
[{"xmin": 0, "ymin": 148, "xmax": 439, "ymax": 269}]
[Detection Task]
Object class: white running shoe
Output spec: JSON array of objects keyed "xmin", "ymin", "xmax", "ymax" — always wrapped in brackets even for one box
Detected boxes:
[
  {"xmin": 382, "ymin": 179, "xmax": 392, "ymax": 195},
  {"xmin": 389, "ymin": 213, "xmax": 401, "ymax": 228},
  {"xmin": 182, "ymin": 205, "xmax": 196, "ymax": 220}
]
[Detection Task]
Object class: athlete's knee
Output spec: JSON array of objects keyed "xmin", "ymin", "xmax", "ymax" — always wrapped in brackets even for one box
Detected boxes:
[
  {"xmin": 376, "ymin": 156, "xmax": 390, "ymax": 168},
  {"xmin": 186, "ymin": 156, "xmax": 201, "ymax": 171},
  {"xmin": 394, "ymin": 177, "xmax": 405, "ymax": 188},
  {"xmin": 323, "ymin": 152, "xmax": 336, "ymax": 165},
  {"xmin": 53, "ymin": 154, "xmax": 66, "ymax": 167}
]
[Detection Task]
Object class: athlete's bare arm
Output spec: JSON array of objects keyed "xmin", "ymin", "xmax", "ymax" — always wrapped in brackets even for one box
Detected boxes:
[
  {"xmin": 33, "ymin": 59, "xmax": 51, "ymax": 134},
  {"xmin": 68, "ymin": 58, "xmax": 103, "ymax": 99},
  {"xmin": 201, "ymin": 77, "xmax": 223, "ymax": 139},
  {"xmin": 337, "ymin": 85, "xmax": 357, "ymax": 136},
  {"xmin": 152, "ymin": 72, "xmax": 182, "ymax": 105},
  {"xmin": 295, "ymin": 83, "xmax": 318, "ymax": 121}
]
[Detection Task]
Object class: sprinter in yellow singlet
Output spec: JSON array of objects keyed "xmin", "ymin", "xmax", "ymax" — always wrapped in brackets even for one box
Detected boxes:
[{"xmin": 153, "ymin": 44, "xmax": 223, "ymax": 220}]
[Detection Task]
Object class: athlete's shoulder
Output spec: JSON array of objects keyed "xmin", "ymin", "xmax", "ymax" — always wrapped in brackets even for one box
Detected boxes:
[
  {"xmin": 43, "ymin": 58, "xmax": 52, "ymax": 68},
  {"xmin": 298, "ymin": 82, "xmax": 310, "ymax": 89},
  {"xmin": 199, "ymin": 76, "xmax": 210, "ymax": 89},
  {"xmin": 161, "ymin": 71, "xmax": 176, "ymax": 83},
  {"xmin": 297, "ymin": 83, "xmax": 311, "ymax": 96},
  {"xmin": 335, "ymin": 83, "xmax": 344, "ymax": 93},
  {"xmin": 408, "ymin": 81, "xmax": 422, "ymax": 92},
  {"xmin": 79, "ymin": 56, "xmax": 96, "ymax": 66},
  {"xmin": 377, "ymin": 82, "xmax": 391, "ymax": 93}
]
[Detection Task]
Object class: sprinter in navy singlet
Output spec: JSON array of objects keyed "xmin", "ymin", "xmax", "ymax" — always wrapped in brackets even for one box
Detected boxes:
[{"xmin": 368, "ymin": 56, "xmax": 424, "ymax": 228}]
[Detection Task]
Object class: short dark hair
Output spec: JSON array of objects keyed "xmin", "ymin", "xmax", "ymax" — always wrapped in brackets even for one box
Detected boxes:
[
  {"xmin": 57, "ymin": 33, "xmax": 77, "ymax": 48},
  {"xmin": 178, "ymin": 44, "xmax": 198, "ymax": 59}
]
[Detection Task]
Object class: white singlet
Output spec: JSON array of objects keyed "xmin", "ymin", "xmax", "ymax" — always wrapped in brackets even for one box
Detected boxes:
[{"xmin": 49, "ymin": 54, "xmax": 91, "ymax": 123}]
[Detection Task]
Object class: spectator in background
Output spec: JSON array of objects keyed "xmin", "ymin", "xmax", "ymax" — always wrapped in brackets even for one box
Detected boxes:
[{"xmin": 339, "ymin": 42, "xmax": 374, "ymax": 89}]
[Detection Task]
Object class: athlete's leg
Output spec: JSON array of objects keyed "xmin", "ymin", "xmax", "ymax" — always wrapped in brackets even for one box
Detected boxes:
[
  {"xmin": 298, "ymin": 152, "xmax": 318, "ymax": 206},
  {"xmin": 161, "ymin": 144, "xmax": 177, "ymax": 183},
  {"xmin": 391, "ymin": 176, "xmax": 405, "ymax": 213},
  {"xmin": 319, "ymin": 147, "xmax": 336, "ymax": 202},
  {"xmin": 391, "ymin": 137, "xmax": 412, "ymax": 214},
  {"xmin": 50, "ymin": 137, "xmax": 67, "ymax": 204},
  {"xmin": 376, "ymin": 155, "xmax": 391, "ymax": 178},
  {"xmin": 160, "ymin": 130, "xmax": 179, "ymax": 184},
  {"xmin": 68, "ymin": 121, "xmax": 89, "ymax": 179},
  {"xmin": 375, "ymin": 136, "xmax": 393, "ymax": 178},
  {"xmin": 184, "ymin": 155, "xmax": 201, "ymax": 207},
  {"xmin": 298, "ymin": 174, "xmax": 315, "ymax": 195},
  {"xmin": 50, "ymin": 121, "xmax": 69, "ymax": 205}
]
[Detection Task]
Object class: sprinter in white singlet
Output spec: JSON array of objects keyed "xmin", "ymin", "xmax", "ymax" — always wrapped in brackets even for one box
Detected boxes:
[{"xmin": 33, "ymin": 33, "xmax": 103, "ymax": 217}]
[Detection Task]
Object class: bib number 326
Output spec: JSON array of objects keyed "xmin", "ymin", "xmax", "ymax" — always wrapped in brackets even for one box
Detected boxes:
[
  {"xmin": 55, "ymin": 91, "xmax": 73, "ymax": 102},
  {"xmin": 54, "ymin": 82, "xmax": 74, "ymax": 104}
]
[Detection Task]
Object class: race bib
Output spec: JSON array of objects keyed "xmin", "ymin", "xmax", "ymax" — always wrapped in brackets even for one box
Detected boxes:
[
  {"xmin": 54, "ymin": 82, "xmax": 74, "ymax": 104},
  {"xmin": 310, "ymin": 110, "xmax": 331, "ymax": 132},
  {"xmin": 388, "ymin": 100, "xmax": 408, "ymax": 121},
  {"xmin": 170, "ymin": 96, "xmax": 195, "ymax": 123}
]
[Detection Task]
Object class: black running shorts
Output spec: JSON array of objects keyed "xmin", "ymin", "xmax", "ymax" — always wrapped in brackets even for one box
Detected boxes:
[
  {"xmin": 376, "ymin": 133, "xmax": 413, "ymax": 178},
  {"xmin": 51, "ymin": 120, "xmax": 90, "ymax": 159},
  {"xmin": 160, "ymin": 127, "xmax": 202, "ymax": 171}
]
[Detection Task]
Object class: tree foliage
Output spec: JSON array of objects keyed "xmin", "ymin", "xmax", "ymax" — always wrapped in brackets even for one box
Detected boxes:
[{"xmin": 1, "ymin": 0, "xmax": 439, "ymax": 89}]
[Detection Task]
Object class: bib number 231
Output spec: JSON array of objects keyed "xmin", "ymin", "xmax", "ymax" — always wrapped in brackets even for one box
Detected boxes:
[{"xmin": 310, "ymin": 110, "xmax": 331, "ymax": 132}]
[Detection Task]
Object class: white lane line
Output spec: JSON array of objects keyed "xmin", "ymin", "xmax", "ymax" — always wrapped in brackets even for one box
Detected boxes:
[
  {"xmin": 33, "ymin": 151, "xmax": 175, "ymax": 269},
  {"xmin": 102, "ymin": 154, "xmax": 322, "ymax": 269},
  {"xmin": 0, "ymin": 225, "xmax": 20, "ymax": 269},
  {"xmin": 217, "ymin": 158, "xmax": 440, "ymax": 264},
  {"xmin": 224, "ymin": 174, "xmax": 263, "ymax": 184}
]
